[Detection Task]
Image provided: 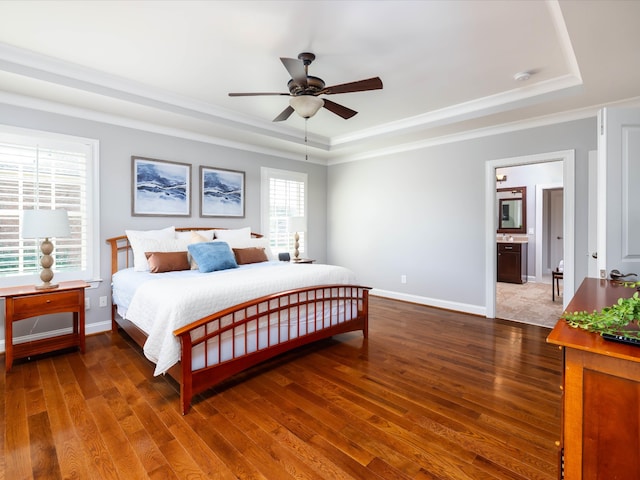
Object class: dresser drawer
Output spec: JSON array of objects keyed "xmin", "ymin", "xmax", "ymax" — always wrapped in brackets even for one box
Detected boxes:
[
  {"xmin": 11, "ymin": 290, "xmax": 81, "ymax": 318},
  {"xmin": 498, "ymin": 242, "xmax": 521, "ymax": 253}
]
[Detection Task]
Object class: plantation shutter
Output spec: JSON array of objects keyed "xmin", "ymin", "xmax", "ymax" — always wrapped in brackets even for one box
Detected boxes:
[
  {"xmin": 0, "ymin": 132, "xmax": 94, "ymax": 284},
  {"xmin": 262, "ymin": 168, "xmax": 307, "ymax": 255}
]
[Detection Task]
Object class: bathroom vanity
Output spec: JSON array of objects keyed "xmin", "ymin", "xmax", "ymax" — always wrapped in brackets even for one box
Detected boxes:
[
  {"xmin": 496, "ymin": 185, "xmax": 528, "ymax": 284},
  {"xmin": 497, "ymin": 240, "xmax": 528, "ymax": 284}
]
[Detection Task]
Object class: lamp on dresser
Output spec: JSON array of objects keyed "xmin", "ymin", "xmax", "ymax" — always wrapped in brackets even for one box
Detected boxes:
[
  {"xmin": 21, "ymin": 208, "xmax": 71, "ymax": 290},
  {"xmin": 288, "ymin": 216, "xmax": 307, "ymax": 261}
]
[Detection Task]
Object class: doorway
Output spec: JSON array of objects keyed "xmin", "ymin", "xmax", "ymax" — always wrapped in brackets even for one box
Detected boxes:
[{"xmin": 485, "ymin": 150, "xmax": 575, "ymax": 323}]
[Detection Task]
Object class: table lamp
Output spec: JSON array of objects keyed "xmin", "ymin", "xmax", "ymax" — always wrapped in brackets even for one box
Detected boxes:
[
  {"xmin": 22, "ymin": 209, "xmax": 71, "ymax": 290},
  {"xmin": 289, "ymin": 216, "xmax": 307, "ymax": 261}
]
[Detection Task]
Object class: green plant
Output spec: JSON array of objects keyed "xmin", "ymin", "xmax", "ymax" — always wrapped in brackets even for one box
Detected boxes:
[{"xmin": 563, "ymin": 289, "xmax": 640, "ymax": 339}]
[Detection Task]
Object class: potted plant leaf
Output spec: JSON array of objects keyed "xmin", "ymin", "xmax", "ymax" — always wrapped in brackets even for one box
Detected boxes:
[{"xmin": 563, "ymin": 282, "xmax": 640, "ymax": 340}]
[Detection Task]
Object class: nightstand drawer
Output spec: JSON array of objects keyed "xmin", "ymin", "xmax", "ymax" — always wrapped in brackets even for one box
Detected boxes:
[{"xmin": 11, "ymin": 290, "xmax": 81, "ymax": 317}]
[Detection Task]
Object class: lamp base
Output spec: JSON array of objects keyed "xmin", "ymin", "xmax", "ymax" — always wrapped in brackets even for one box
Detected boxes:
[{"xmin": 35, "ymin": 282, "xmax": 59, "ymax": 290}]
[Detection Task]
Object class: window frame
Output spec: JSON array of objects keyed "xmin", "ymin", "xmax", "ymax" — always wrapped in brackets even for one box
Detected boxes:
[
  {"xmin": 0, "ymin": 125, "xmax": 100, "ymax": 288},
  {"xmin": 261, "ymin": 167, "xmax": 308, "ymax": 256}
]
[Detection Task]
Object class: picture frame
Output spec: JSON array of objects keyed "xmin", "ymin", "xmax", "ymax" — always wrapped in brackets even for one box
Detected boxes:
[
  {"xmin": 200, "ymin": 166, "xmax": 245, "ymax": 217},
  {"xmin": 132, "ymin": 156, "xmax": 191, "ymax": 216}
]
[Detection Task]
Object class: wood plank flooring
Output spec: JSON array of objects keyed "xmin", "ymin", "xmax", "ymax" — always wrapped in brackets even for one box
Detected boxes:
[{"xmin": 2, "ymin": 296, "xmax": 562, "ymax": 480}]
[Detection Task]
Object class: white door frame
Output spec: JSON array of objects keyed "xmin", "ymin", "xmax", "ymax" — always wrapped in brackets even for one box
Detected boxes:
[{"xmin": 485, "ymin": 150, "xmax": 575, "ymax": 317}]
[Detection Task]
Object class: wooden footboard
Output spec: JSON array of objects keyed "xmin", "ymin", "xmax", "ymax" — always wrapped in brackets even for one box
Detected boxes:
[{"xmin": 173, "ymin": 284, "xmax": 370, "ymax": 414}]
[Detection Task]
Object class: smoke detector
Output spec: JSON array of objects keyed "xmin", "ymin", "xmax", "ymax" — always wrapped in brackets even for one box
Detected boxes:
[{"xmin": 513, "ymin": 71, "xmax": 532, "ymax": 82}]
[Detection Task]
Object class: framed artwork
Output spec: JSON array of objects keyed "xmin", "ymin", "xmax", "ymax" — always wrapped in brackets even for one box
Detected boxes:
[
  {"xmin": 132, "ymin": 156, "xmax": 191, "ymax": 216},
  {"xmin": 200, "ymin": 166, "xmax": 245, "ymax": 217}
]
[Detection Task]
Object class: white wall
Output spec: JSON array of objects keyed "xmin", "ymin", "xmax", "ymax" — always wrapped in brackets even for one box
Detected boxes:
[
  {"xmin": 327, "ymin": 118, "xmax": 596, "ymax": 315},
  {"xmin": 0, "ymin": 103, "xmax": 598, "ymax": 345},
  {"xmin": 0, "ymin": 104, "xmax": 328, "ymax": 345}
]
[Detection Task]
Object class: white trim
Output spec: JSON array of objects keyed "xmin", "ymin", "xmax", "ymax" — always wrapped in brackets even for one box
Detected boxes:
[
  {"xmin": 260, "ymin": 167, "xmax": 308, "ymax": 254},
  {"xmin": 0, "ymin": 42, "xmax": 332, "ymax": 151},
  {"xmin": 0, "ymin": 125, "xmax": 101, "ymax": 287},
  {"xmin": 0, "ymin": 90, "xmax": 329, "ymax": 166},
  {"xmin": 370, "ymin": 288, "xmax": 486, "ymax": 317},
  {"xmin": 331, "ymin": 74, "xmax": 583, "ymax": 147},
  {"xmin": 485, "ymin": 150, "xmax": 575, "ymax": 318},
  {"xmin": 3, "ymin": 82, "xmax": 640, "ymax": 168},
  {"xmin": 0, "ymin": 319, "xmax": 111, "ymax": 354}
]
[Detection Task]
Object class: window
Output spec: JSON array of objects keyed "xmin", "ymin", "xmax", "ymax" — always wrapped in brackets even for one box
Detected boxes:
[
  {"xmin": 0, "ymin": 127, "xmax": 99, "ymax": 287},
  {"xmin": 261, "ymin": 167, "xmax": 307, "ymax": 255}
]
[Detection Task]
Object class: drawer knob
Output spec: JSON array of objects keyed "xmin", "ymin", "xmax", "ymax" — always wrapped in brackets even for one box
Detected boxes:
[{"xmin": 46, "ymin": 299, "xmax": 51, "ymax": 303}]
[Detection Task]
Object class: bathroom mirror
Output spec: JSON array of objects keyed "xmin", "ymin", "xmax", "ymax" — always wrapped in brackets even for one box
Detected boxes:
[{"xmin": 497, "ymin": 186, "xmax": 526, "ymax": 234}]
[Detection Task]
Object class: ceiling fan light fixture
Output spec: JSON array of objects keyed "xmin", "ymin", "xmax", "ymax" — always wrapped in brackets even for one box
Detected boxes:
[{"xmin": 290, "ymin": 95, "xmax": 324, "ymax": 118}]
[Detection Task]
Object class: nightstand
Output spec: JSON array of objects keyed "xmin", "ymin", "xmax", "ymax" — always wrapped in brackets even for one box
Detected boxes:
[
  {"xmin": 291, "ymin": 258, "xmax": 315, "ymax": 264},
  {"xmin": 1, "ymin": 280, "xmax": 89, "ymax": 371}
]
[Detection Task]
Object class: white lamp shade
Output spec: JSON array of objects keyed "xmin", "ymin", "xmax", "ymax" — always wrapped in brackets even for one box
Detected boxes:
[
  {"xmin": 289, "ymin": 96, "xmax": 324, "ymax": 119},
  {"xmin": 22, "ymin": 209, "xmax": 71, "ymax": 239},
  {"xmin": 289, "ymin": 216, "xmax": 307, "ymax": 233}
]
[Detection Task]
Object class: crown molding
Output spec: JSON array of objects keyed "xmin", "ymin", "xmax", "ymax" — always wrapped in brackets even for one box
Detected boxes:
[
  {"xmin": 328, "ymin": 95, "xmax": 640, "ymax": 165},
  {"xmin": 0, "ymin": 90, "xmax": 328, "ymax": 165},
  {"xmin": 0, "ymin": 42, "xmax": 331, "ymax": 151}
]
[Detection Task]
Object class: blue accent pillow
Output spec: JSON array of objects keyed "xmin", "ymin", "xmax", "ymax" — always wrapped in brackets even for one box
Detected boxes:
[{"xmin": 187, "ymin": 241, "xmax": 238, "ymax": 273}]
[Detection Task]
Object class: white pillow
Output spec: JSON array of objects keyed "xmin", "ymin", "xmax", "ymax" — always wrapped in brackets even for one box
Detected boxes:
[
  {"xmin": 175, "ymin": 229, "xmax": 215, "ymax": 241},
  {"xmin": 125, "ymin": 226, "xmax": 178, "ymax": 271},
  {"xmin": 216, "ymin": 236, "xmax": 276, "ymax": 261},
  {"xmin": 214, "ymin": 227, "xmax": 251, "ymax": 242}
]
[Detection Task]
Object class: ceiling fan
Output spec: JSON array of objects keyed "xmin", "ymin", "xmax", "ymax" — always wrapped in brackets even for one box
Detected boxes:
[{"xmin": 228, "ymin": 52, "xmax": 383, "ymax": 122}]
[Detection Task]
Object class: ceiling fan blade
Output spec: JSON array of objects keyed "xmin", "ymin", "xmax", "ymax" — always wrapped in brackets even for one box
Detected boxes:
[
  {"xmin": 273, "ymin": 105, "xmax": 295, "ymax": 122},
  {"xmin": 320, "ymin": 77, "xmax": 383, "ymax": 95},
  {"xmin": 228, "ymin": 92, "xmax": 290, "ymax": 97},
  {"xmin": 280, "ymin": 57, "xmax": 308, "ymax": 87},
  {"xmin": 322, "ymin": 98, "xmax": 357, "ymax": 119}
]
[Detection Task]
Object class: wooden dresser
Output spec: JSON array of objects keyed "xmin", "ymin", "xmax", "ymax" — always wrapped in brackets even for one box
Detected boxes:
[{"xmin": 547, "ymin": 278, "xmax": 640, "ymax": 480}]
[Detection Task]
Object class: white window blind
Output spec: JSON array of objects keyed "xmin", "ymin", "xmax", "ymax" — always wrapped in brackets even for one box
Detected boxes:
[
  {"xmin": 0, "ymin": 128, "xmax": 99, "ymax": 286},
  {"xmin": 261, "ymin": 168, "xmax": 307, "ymax": 255}
]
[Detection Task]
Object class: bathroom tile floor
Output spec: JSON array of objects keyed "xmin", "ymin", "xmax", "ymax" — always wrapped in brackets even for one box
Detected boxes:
[{"xmin": 496, "ymin": 280, "xmax": 564, "ymax": 328}]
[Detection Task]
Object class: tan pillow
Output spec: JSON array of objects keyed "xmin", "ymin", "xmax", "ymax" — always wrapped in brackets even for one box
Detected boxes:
[
  {"xmin": 232, "ymin": 247, "xmax": 269, "ymax": 265},
  {"xmin": 144, "ymin": 251, "xmax": 190, "ymax": 273},
  {"xmin": 189, "ymin": 231, "xmax": 209, "ymax": 269}
]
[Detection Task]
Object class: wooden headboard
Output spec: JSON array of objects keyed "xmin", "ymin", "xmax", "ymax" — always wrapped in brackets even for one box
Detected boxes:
[{"xmin": 105, "ymin": 227, "xmax": 263, "ymax": 276}]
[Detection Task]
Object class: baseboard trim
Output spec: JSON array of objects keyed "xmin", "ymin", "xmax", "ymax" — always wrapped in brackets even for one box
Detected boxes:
[
  {"xmin": 370, "ymin": 288, "xmax": 486, "ymax": 317},
  {"xmin": 0, "ymin": 320, "xmax": 112, "ymax": 354}
]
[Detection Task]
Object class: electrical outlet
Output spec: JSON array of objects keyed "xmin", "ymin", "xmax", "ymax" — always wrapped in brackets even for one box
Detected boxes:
[
  {"xmin": 401, "ymin": 275, "xmax": 407, "ymax": 284},
  {"xmin": 85, "ymin": 297, "xmax": 91, "ymax": 310},
  {"xmin": 600, "ymin": 269, "xmax": 606, "ymax": 279},
  {"xmin": 99, "ymin": 296, "xmax": 108, "ymax": 307}
]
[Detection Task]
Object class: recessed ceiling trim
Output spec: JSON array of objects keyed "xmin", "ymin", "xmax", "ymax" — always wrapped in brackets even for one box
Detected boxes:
[
  {"xmin": 0, "ymin": 89, "xmax": 329, "ymax": 165},
  {"xmin": 547, "ymin": 0, "xmax": 583, "ymax": 82},
  {"xmin": 0, "ymin": 42, "xmax": 332, "ymax": 150},
  {"xmin": 328, "ymin": 95, "xmax": 640, "ymax": 165},
  {"xmin": 330, "ymin": 73, "xmax": 584, "ymax": 149}
]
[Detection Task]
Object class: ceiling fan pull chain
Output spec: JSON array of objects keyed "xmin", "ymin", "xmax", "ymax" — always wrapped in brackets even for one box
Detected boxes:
[{"xmin": 305, "ymin": 119, "xmax": 309, "ymax": 161}]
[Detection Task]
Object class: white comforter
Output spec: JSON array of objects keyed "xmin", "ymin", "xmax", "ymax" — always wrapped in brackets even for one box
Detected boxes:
[{"xmin": 120, "ymin": 262, "xmax": 357, "ymax": 375}]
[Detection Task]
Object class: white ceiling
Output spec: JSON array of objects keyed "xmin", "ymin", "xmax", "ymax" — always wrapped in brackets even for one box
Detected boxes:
[{"xmin": 0, "ymin": 0, "xmax": 639, "ymax": 164}]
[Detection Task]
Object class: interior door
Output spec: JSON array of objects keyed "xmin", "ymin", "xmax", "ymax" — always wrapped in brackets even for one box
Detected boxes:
[
  {"xmin": 597, "ymin": 107, "xmax": 640, "ymax": 277},
  {"xmin": 549, "ymin": 188, "xmax": 564, "ymax": 271},
  {"xmin": 587, "ymin": 150, "xmax": 599, "ymax": 278}
]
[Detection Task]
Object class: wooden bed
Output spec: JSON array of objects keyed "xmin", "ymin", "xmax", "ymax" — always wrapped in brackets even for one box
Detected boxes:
[{"xmin": 106, "ymin": 228, "xmax": 370, "ymax": 414}]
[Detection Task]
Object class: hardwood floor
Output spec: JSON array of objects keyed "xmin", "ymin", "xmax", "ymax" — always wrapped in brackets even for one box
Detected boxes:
[{"xmin": 2, "ymin": 296, "xmax": 562, "ymax": 480}]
